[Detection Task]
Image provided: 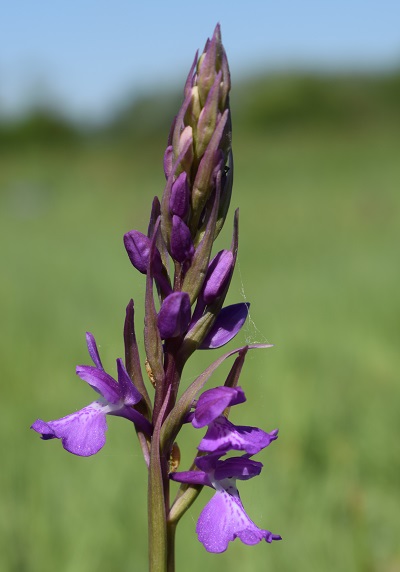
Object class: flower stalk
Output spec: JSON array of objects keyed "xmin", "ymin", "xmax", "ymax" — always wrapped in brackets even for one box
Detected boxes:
[{"xmin": 31, "ymin": 24, "xmax": 282, "ymax": 571}]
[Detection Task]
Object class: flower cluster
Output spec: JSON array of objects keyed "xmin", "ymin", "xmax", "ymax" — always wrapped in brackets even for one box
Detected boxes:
[
  {"xmin": 171, "ymin": 385, "xmax": 281, "ymax": 552},
  {"xmin": 31, "ymin": 25, "xmax": 281, "ymax": 564}
]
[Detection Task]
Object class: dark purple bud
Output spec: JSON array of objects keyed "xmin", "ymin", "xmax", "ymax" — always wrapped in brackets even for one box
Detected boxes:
[
  {"xmin": 203, "ymin": 249, "xmax": 234, "ymax": 304},
  {"xmin": 123, "ymin": 230, "xmax": 163, "ymax": 275},
  {"xmin": 170, "ymin": 172, "xmax": 190, "ymax": 219},
  {"xmin": 199, "ymin": 302, "xmax": 250, "ymax": 349},
  {"xmin": 170, "ymin": 215, "xmax": 194, "ymax": 263},
  {"xmin": 157, "ymin": 292, "xmax": 191, "ymax": 339}
]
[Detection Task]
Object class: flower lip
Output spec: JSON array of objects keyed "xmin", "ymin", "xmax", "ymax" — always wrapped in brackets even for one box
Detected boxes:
[{"xmin": 198, "ymin": 416, "xmax": 279, "ymax": 456}]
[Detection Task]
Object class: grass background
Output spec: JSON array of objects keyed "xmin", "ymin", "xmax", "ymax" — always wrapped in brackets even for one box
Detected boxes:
[{"xmin": 1, "ymin": 73, "xmax": 400, "ymax": 571}]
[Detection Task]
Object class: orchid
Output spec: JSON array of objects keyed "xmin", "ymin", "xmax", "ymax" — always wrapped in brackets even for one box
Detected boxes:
[
  {"xmin": 31, "ymin": 332, "xmax": 152, "ymax": 456},
  {"xmin": 32, "ymin": 25, "xmax": 282, "ymax": 571},
  {"xmin": 190, "ymin": 386, "xmax": 279, "ymax": 455},
  {"xmin": 171, "ymin": 454, "xmax": 282, "ymax": 553}
]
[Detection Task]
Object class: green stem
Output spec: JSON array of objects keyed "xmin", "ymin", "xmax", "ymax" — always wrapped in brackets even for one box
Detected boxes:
[
  {"xmin": 167, "ymin": 522, "xmax": 177, "ymax": 572},
  {"xmin": 148, "ymin": 387, "xmax": 172, "ymax": 572},
  {"xmin": 148, "ymin": 443, "xmax": 167, "ymax": 572}
]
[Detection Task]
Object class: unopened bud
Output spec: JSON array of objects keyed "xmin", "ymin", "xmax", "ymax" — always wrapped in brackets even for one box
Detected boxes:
[
  {"xmin": 203, "ymin": 249, "xmax": 234, "ymax": 304},
  {"xmin": 170, "ymin": 215, "xmax": 194, "ymax": 263},
  {"xmin": 170, "ymin": 172, "xmax": 190, "ymax": 219},
  {"xmin": 157, "ymin": 292, "xmax": 191, "ymax": 339}
]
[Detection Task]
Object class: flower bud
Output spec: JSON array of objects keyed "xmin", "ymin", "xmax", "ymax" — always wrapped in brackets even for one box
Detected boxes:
[
  {"xmin": 124, "ymin": 230, "xmax": 163, "ymax": 275},
  {"xmin": 170, "ymin": 215, "xmax": 194, "ymax": 263},
  {"xmin": 170, "ymin": 172, "xmax": 190, "ymax": 219},
  {"xmin": 203, "ymin": 249, "xmax": 233, "ymax": 304},
  {"xmin": 157, "ymin": 292, "xmax": 191, "ymax": 339}
]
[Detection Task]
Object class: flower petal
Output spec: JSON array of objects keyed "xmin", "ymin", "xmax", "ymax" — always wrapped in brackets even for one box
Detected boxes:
[
  {"xmin": 214, "ymin": 456, "xmax": 263, "ymax": 481},
  {"xmin": 192, "ymin": 386, "xmax": 246, "ymax": 428},
  {"xmin": 169, "ymin": 470, "xmax": 211, "ymax": 487},
  {"xmin": 196, "ymin": 488, "xmax": 281, "ymax": 553},
  {"xmin": 31, "ymin": 401, "xmax": 110, "ymax": 457},
  {"xmin": 86, "ymin": 332, "xmax": 103, "ymax": 369},
  {"xmin": 116, "ymin": 358, "xmax": 142, "ymax": 406},
  {"xmin": 76, "ymin": 365, "xmax": 121, "ymax": 404},
  {"xmin": 199, "ymin": 303, "xmax": 250, "ymax": 349},
  {"xmin": 115, "ymin": 405, "xmax": 153, "ymax": 436},
  {"xmin": 198, "ymin": 416, "xmax": 278, "ymax": 455}
]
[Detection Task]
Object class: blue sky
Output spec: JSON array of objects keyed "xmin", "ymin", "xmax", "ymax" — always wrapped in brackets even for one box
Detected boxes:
[{"xmin": 1, "ymin": 0, "xmax": 399, "ymax": 120}]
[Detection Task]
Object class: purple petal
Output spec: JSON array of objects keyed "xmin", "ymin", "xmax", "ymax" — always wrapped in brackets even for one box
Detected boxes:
[
  {"xmin": 198, "ymin": 416, "xmax": 278, "ymax": 455},
  {"xmin": 170, "ymin": 172, "xmax": 190, "ymax": 219},
  {"xmin": 123, "ymin": 230, "xmax": 164, "ymax": 276},
  {"xmin": 214, "ymin": 456, "xmax": 263, "ymax": 481},
  {"xmin": 192, "ymin": 386, "xmax": 246, "ymax": 428},
  {"xmin": 76, "ymin": 365, "xmax": 121, "ymax": 404},
  {"xmin": 197, "ymin": 488, "xmax": 281, "ymax": 553},
  {"xmin": 169, "ymin": 470, "xmax": 211, "ymax": 487},
  {"xmin": 195, "ymin": 452, "xmax": 223, "ymax": 473},
  {"xmin": 86, "ymin": 332, "xmax": 103, "ymax": 369},
  {"xmin": 116, "ymin": 358, "xmax": 142, "ymax": 406},
  {"xmin": 31, "ymin": 402, "xmax": 110, "ymax": 457},
  {"xmin": 199, "ymin": 303, "xmax": 250, "ymax": 350},
  {"xmin": 170, "ymin": 215, "xmax": 194, "ymax": 263},
  {"xmin": 157, "ymin": 292, "xmax": 191, "ymax": 339},
  {"xmin": 202, "ymin": 250, "xmax": 234, "ymax": 304}
]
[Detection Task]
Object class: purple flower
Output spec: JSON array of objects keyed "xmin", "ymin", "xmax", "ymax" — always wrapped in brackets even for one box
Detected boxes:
[
  {"xmin": 192, "ymin": 386, "xmax": 246, "ymax": 428},
  {"xmin": 170, "ymin": 454, "xmax": 281, "ymax": 553},
  {"xmin": 191, "ymin": 386, "xmax": 278, "ymax": 455},
  {"xmin": 198, "ymin": 417, "xmax": 278, "ymax": 455},
  {"xmin": 31, "ymin": 333, "xmax": 152, "ymax": 456}
]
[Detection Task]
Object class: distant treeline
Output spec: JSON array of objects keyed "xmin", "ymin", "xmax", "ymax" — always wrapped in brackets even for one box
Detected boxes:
[{"xmin": 1, "ymin": 70, "xmax": 399, "ymax": 147}]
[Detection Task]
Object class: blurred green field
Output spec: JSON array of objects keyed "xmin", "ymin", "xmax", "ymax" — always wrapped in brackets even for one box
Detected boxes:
[{"xmin": 1, "ymin": 75, "xmax": 400, "ymax": 572}]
